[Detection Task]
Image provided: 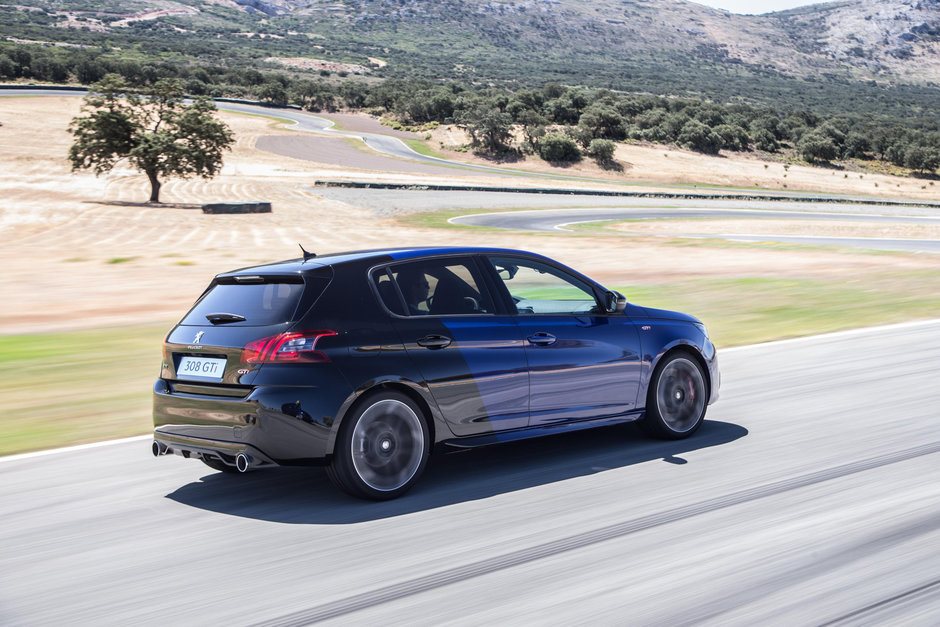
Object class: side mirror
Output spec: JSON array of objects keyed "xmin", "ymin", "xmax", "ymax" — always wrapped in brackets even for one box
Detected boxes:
[
  {"xmin": 497, "ymin": 264, "xmax": 518, "ymax": 280},
  {"xmin": 605, "ymin": 290, "xmax": 627, "ymax": 314}
]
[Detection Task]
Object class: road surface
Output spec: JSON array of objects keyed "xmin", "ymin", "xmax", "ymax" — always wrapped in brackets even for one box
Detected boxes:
[
  {"xmin": 2, "ymin": 320, "xmax": 938, "ymax": 625},
  {"xmin": 447, "ymin": 205, "xmax": 940, "ymax": 254}
]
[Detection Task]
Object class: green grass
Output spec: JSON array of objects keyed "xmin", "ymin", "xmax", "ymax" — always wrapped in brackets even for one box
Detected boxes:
[
  {"xmin": 106, "ymin": 257, "xmax": 137, "ymax": 264},
  {"xmin": 613, "ymin": 272, "xmax": 940, "ymax": 347},
  {"xmin": 226, "ymin": 109, "xmax": 297, "ymax": 127},
  {"xmin": 398, "ymin": 206, "xmax": 592, "ymax": 231},
  {"xmin": 403, "ymin": 139, "xmax": 445, "ymax": 158},
  {"xmin": 1, "ymin": 271, "xmax": 937, "ymax": 455},
  {"xmin": 317, "ymin": 115, "xmax": 353, "ymax": 131},
  {"xmin": 0, "ymin": 324, "xmax": 171, "ymax": 456}
]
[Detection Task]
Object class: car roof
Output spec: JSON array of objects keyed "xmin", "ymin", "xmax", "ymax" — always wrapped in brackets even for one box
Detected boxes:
[{"xmin": 217, "ymin": 246, "xmax": 551, "ymax": 277}]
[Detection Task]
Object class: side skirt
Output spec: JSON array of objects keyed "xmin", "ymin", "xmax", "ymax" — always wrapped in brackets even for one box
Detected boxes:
[{"xmin": 438, "ymin": 410, "xmax": 645, "ymax": 450}]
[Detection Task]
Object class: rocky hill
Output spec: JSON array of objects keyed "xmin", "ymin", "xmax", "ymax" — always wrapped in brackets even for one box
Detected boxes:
[
  {"xmin": 766, "ymin": 0, "xmax": 940, "ymax": 84},
  {"xmin": 199, "ymin": 0, "xmax": 940, "ymax": 84},
  {"xmin": 2, "ymin": 0, "xmax": 938, "ymax": 110}
]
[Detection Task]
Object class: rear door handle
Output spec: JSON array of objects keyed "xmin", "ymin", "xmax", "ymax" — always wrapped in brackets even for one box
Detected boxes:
[
  {"xmin": 526, "ymin": 332, "xmax": 556, "ymax": 346},
  {"xmin": 416, "ymin": 335, "xmax": 452, "ymax": 349}
]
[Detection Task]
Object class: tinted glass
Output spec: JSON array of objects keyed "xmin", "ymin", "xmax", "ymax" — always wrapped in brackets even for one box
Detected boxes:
[
  {"xmin": 487, "ymin": 256, "xmax": 599, "ymax": 314},
  {"xmin": 389, "ymin": 259, "xmax": 493, "ymax": 316},
  {"xmin": 181, "ymin": 281, "xmax": 306, "ymax": 326},
  {"xmin": 371, "ymin": 268, "xmax": 406, "ymax": 316}
]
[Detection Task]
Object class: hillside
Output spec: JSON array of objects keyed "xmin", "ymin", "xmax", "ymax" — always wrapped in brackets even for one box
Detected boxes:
[
  {"xmin": 1, "ymin": 0, "xmax": 938, "ymax": 115},
  {"xmin": 767, "ymin": 0, "xmax": 940, "ymax": 84}
]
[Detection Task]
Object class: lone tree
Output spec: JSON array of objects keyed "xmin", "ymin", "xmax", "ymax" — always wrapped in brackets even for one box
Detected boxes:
[{"xmin": 69, "ymin": 74, "xmax": 234, "ymax": 203}]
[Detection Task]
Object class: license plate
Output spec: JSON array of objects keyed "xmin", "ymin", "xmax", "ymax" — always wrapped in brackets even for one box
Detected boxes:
[{"xmin": 177, "ymin": 356, "xmax": 227, "ymax": 381}]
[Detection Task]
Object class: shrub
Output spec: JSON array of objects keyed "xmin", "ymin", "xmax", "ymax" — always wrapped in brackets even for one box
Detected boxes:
[
  {"xmin": 798, "ymin": 132, "xmax": 838, "ymax": 163},
  {"xmin": 586, "ymin": 138, "xmax": 616, "ymax": 163},
  {"xmin": 753, "ymin": 128, "xmax": 778, "ymax": 152},
  {"xmin": 677, "ymin": 119, "xmax": 722, "ymax": 154},
  {"xmin": 539, "ymin": 132, "xmax": 581, "ymax": 162}
]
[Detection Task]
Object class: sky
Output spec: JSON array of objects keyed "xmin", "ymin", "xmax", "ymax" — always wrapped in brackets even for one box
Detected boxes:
[{"xmin": 691, "ymin": 0, "xmax": 823, "ymax": 14}]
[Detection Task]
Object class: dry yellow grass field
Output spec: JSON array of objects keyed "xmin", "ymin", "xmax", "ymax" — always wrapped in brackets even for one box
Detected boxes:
[
  {"xmin": 428, "ymin": 125, "xmax": 940, "ymax": 201},
  {"xmin": 0, "ymin": 95, "xmax": 937, "ymax": 337},
  {"xmin": 2, "ymin": 94, "xmax": 939, "ymax": 454}
]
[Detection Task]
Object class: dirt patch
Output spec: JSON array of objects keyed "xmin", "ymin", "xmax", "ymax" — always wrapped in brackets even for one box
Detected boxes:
[{"xmin": 265, "ymin": 57, "xmax": 371, "ymax": 75}]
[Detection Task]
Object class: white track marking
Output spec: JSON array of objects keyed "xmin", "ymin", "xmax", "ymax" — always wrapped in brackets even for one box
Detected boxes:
[{"xmin": 0, "ymin": 435, "xmax": 152, "ymax": 464}]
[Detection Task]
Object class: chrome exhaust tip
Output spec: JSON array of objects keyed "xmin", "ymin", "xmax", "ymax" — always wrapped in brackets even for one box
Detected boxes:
[
  {"xmin": 235, "ymin": 452, "xmax": 252, "ymax": 473},
  {"xmin": 152, "ymin": 441, "xmax": 168, "ymax": 457}
]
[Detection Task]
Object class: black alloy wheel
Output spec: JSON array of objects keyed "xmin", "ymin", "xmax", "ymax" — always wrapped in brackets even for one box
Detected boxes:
[
  {"xmin": 641, "ymin": 353, "xmax": 707, "ymax": 439},
  {"xmin": 327, "ymin": 390, "xmax": 430, "ymax": 500}
]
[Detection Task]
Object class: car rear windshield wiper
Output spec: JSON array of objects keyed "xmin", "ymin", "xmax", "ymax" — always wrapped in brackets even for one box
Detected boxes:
[{"xmin": 206, "ymin": 312, "xmax": 247, "ymax": 324}]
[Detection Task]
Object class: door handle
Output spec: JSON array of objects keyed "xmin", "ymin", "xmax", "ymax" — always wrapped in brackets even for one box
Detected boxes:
[
  {"xmin": 416, "ymin": 335, "xmax": 452, "ymax": 349},
  {"xmin": 527, "ymin": 332, "xmax": 556, "ymax": 346}
]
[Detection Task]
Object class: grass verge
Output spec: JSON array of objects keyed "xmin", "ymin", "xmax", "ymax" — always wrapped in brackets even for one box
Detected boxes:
[
  {"xmin": 2, "ymin": 271, "xmax": 938, "ymax": 456},
  {"xmin": 403, "ymin": 139, "xmax": 445, "ymax": 158},
  {"xmin": 398, "ymin": 206, "xmax": 590, "ymax": 230},
  {"xmin": 613, "ymin": 271, "xmax": 940, "ymax": 347},
  {"xmin": 0, "ymin": 324, "xmax": 170, "ymax": 456}
]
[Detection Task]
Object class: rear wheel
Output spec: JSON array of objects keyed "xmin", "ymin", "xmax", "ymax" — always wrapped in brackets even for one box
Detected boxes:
[
  {"xmin": 641, "ymin": 353, "xmax": 707, "ymax": 439},
  {"xmin": 327, "ymin": 390, "xmax": 430, "ymax": 500}
]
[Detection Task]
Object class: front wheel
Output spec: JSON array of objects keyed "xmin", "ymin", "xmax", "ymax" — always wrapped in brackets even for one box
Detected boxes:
[
  {"xmin": 640, "ymin": 353, "xmax": 707, "ymax": 440},
  {"xmin": 327, "ymin": 391, "xmax": 430, "ymax": 500}
]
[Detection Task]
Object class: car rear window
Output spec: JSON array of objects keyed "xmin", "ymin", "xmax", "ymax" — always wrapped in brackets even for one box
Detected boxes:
[{"xmin": 180, "ymin": 276, "xmax": 320, "ymax": 326}]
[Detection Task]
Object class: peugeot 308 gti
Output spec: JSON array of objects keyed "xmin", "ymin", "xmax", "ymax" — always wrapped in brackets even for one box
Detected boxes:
[{"xmin": 153, "ymin": 247, "xmax": 719, "ymax": 500}]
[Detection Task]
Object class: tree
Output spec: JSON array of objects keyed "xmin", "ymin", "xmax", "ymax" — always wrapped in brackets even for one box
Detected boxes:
[
  {"xmin": 538, "ymin": 132, "xmax": 581, "ymax": 162},
  {"xmin": 514, "ymin": 109, "xmax": 547, "ymax": 152},
  {"xmin": 842, "ymin": 132, "xmax": 871, "ymax": 159},
  {"xmin": 903, "ymin": 145, "xmax": 940, "ymax": 173},
  {"xmin": 256, "ymin": 81, "xmax": 288, "ymax": 105},
  {"xmin": 578, "ymin": 104, "xmax": 626, "ymax": 141},
  {"xmin": 586, "ymin": 138, "xmax": 616, "ymax": 164},
  {"xmin": 69, "ymin": 75, "xmax": 234, "ymax": 203},
  {"xmin": 455, "ymin": 99, "xmax": 514, "ymax": 154},
  {"xmin": 677, "ymin": 119, "xmax": 722, "ymax": 155},
  {"xmin": 713, "ymin": 124, "xmax": 750, "ymax": 151},
  {"xmin": 798, "ymin": 132, "xmax": 838, "ymax": 163},
  {"xmin": 753, "ymin": 128, "xmax": 779, "ymax": 152}
]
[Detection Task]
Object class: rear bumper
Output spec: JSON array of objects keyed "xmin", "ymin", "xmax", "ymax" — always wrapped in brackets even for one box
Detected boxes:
[
  {"xmin": 151, "ymin": 435, "xmax": 277, "ymax": 470},
  {"xmin": 152, "ymin": 378, "xmax": 344, "ymax": 466}
]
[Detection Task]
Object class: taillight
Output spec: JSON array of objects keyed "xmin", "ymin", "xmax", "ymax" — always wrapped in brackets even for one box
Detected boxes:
[{"xmin": 241, "ymin": 330, "xmax": 337, "ymax": 364}]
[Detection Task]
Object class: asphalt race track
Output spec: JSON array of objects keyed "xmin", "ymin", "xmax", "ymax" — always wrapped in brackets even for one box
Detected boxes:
[
  {"xmin": 2, "ymin": 320, "xmax": 938, "ymax": 625},
  {"xmin": 448, "ymin": 205, "xmax": 940, "ymax": 254}
]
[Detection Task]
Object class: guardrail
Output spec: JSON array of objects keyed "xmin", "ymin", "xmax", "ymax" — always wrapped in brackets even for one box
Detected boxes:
[{"xmin": 313, "ymin": 181, "xmax": 940, "ymax": 209}]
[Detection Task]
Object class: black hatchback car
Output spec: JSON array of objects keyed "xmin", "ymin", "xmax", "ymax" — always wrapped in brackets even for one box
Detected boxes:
[{"xmin": 153, "ymin": 246, "xmax": 719, "ymax": 499}]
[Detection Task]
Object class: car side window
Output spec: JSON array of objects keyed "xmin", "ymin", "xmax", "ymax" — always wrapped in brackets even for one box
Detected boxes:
[
  {"xmin": 388, "ymin": 259, "xmax": 493, "ymax": 316},
  {"xmin": 371, "ymin": 268, "xmax": 406, "ymax": 316},
  {"xmin": 487, "ymin": 256, "xmax": 600, "ymax": 315}
]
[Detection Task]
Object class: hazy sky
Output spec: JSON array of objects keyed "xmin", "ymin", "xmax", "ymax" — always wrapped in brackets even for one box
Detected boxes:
[{"xmin": 691, "ymin": 0, "xmax": 822, "ymax": 14}]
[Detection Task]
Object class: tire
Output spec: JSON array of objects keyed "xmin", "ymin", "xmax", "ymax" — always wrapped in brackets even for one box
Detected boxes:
[
  {"xmin": 201, "ymin": 456, "xmax": 239, "ymax": 473},
  {"xmin": 327, "ymin": 390, "xmax": 430, "ymax": 500},
  {"xmin": 640, "ymin": 352, "xmax": 708, "ymax": 440}
]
